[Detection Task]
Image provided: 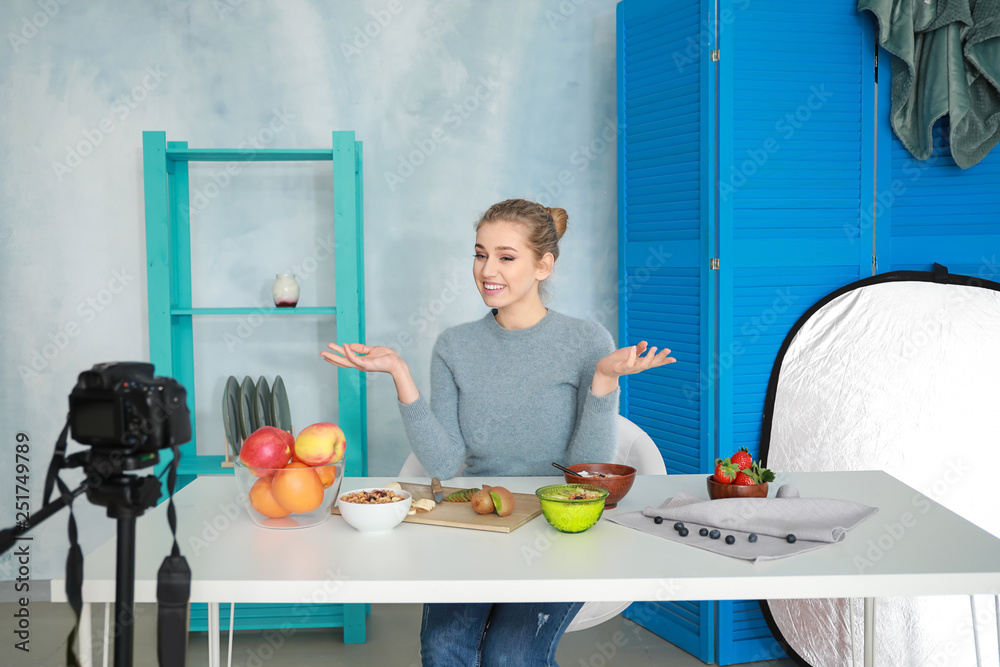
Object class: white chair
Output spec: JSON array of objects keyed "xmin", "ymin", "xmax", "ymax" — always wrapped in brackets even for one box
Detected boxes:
[{"xmin": 397, "ymin": 414, "xmax": 667, "ymax": 633}]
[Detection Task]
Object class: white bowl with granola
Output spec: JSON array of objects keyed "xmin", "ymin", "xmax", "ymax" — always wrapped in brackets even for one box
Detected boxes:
[{"xmin": 337, "ymin": 487, "xmax": 413, "ymax": 533}]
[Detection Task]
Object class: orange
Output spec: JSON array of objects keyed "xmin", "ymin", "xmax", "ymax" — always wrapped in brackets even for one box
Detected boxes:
[
  {"xmin": 315, "ymin": 464, "xmax": 337, "ymax": 489},
  {"xmin": 271, "ymin": 462, "xmax": 325, "ymax": 513},
  {"xmin": 248, "ymin": 477, "xmax": 291, "ymax": 518}
]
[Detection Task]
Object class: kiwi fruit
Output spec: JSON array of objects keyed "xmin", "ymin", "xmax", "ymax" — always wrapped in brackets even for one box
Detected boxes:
[
  {"xmin": 471, "ymin": 485, "xmax": 495, "ymax": 514},
  {"xmin": 489, "ymin": 487, "xmax": 515, "ymax": 517}
]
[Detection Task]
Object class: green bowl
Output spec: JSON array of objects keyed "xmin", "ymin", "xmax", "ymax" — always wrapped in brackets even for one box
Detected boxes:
[{"xmin": 535, "ymin": 484, "xmax": 609, "ymax": 533}]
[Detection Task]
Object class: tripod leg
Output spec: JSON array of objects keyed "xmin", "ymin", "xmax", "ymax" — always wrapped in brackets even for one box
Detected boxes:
[{"xmin": 114, "ymin": 515, "xmax": 136, "ymax": 667}]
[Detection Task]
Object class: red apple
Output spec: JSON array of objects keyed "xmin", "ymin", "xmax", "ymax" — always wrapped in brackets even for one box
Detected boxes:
[
  {"xmin": 293, "ymin": 422, "xmax": 346, "ymax": 466},
  {"xmin": 240, "ymin": 426, "xmax": 293, "ymax": 475}
]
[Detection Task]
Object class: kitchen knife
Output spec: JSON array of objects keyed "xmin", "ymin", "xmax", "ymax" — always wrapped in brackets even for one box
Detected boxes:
[{"xmin": 431, "ymin": 477, "xmax": 444, "ymax": 503}]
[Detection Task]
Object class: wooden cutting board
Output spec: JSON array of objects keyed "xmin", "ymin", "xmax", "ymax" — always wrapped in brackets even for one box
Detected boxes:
[{"xmin": 334, "ymin": 483, "xmax": 543, "ymax": 533}]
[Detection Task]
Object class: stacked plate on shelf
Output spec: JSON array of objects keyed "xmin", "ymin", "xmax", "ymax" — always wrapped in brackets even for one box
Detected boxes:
[{"xmin": 222, "ymin": 375, "xmax": 292, "ymax": 458}]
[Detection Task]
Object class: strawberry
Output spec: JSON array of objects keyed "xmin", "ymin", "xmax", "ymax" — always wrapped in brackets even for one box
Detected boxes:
[
  {"xmin": 733, "ymin": 471, "xmax": 756, "ymax": 486},
  {"xmin": 731, "ymin": 447, "xmax": 753, "ymax": 471},
  {"xmin": 714, "ymin": 458, "xmax": 738, "ymax": 484},
  {"xmin": 750, "ymin": 461, "xmax": 776, "ymax": 484}
]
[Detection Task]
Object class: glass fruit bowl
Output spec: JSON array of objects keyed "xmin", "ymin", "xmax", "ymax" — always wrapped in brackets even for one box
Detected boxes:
[
  {"xmin": 535, "ymin": 484, "xmax": 609, "ymax": 533},
  {"xmin": 234, "ymin": 457, "xmax": 345, "ymax": 529}
]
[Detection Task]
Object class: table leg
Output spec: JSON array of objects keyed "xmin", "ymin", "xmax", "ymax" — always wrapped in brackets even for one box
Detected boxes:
[
  {"xmin": 207, "ymin": 602, "xmax": 220, "ymax": 667},
  {"xmin": 103, "ymin": 603, "xmax": 110, "ymax": 667},
  {"xmin": 227, "ymin": 602, "xmax": 235, "ymax": 667},
  {"xmin": 863, "ymin": 597, "xmax": 876, "ymax": 667},
  {"xmin": 849, "ymin": 598, "xmax": 856, "ymax": 667},
  {"xmin": 969, "ymin": 596, "xmax": 981, "ymax": 666},
  {"xmin": 79, "ymin": 602, "xmax": 92, "ymax": 667}
]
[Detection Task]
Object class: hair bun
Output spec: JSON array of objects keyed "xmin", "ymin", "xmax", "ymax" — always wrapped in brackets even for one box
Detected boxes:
[{"xmin": 547, "ymin": 207, "xmax": 568, "ymax": 239}]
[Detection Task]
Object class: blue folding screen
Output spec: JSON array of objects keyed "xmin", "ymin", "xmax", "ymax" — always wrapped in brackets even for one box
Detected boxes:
[
  {"xmin": 876, "ymin": 77, "xmax": 1000, "ymax": 278},
  {"xmin": 715, "ymin": 5, "xmax": 876, "ymax": 663},
  {"xmin": 619, "ymin": 0, "xmax": 877, "ymax": 663},
  {"xmin": 617, "ymin": 0, "xmax": 715, "ymax": 661}
]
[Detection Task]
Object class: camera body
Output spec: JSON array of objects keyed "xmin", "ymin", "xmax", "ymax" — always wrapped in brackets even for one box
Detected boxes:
[{"xmin": 69, "ymin": 362, "xmax": 191, "ymax": 453}]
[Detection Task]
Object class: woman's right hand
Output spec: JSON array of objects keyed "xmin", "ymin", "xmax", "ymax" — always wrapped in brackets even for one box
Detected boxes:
[
  {"xmin": 322, "ymin": 343, "xmax": 421, "ymax": 404},
  {"xmin": 321, "ymin": 343, "xmax": 403, "ymax": 375}
]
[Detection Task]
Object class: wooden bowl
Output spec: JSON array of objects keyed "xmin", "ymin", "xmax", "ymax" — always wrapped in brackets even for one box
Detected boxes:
[
  {"xmin": 563, "ymin": 463, "xmax": 636, "ymax": 509},
  {"xmin": 706, "ymin": 476, "xmax": 769, "ymax": 500}
]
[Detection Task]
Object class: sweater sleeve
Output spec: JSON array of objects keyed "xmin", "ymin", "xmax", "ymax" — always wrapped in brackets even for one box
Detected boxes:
[
  {"xmin": 564, "ymin": 323, "xmax": 620, "ymax": 465},
  {"xmin": 396, "ymin": 334, "xmax": 467, "ymax": 479}
]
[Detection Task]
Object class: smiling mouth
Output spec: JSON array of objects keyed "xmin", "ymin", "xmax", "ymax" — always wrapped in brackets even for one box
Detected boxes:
[{"xmin": 483, "ymin": 282, "xmax": 506, "ymax": 293}]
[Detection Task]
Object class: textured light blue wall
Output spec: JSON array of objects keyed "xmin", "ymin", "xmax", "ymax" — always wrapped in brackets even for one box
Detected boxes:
[{"xmin": 0, "ymin": 0, "xmax": 620, "ymax": 577}]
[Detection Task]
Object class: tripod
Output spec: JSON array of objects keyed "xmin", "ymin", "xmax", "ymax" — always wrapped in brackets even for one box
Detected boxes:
[
  {"xmin": 86, "ymin": 471, "xmax": 162, "ymax": 667},
  {"xmin": 0, "ymin": 452, "xmax": 163, "ymax": 667}
]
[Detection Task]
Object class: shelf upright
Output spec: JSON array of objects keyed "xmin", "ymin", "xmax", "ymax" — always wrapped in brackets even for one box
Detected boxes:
[{"xmin": 142, "ymin": 131, "xmax": 368, "ymax": 486}]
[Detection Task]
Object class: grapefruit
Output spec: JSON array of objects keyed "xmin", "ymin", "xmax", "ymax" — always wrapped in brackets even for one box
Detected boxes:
[
  {"xmin": 271, "ymin": 462, "xmax": 325, "ymax": 513},
  {"xmin": 315, "ymin": 464, "xmax": 337, "ymax": 489},
  {"xmin": 248, "ymin": 477, "xmax": 291, "ymax": 518}
]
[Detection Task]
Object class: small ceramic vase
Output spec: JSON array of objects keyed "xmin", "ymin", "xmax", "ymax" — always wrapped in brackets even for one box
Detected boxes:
[{"xmin": 272, "ymin": 273, "xmax": 299, "ymax": 308}]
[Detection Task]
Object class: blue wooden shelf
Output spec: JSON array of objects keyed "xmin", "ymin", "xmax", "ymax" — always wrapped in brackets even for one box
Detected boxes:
[
  {"xmin": 170, "ymin": 307, "xmax": 337, "ymax": 315},
  {"xmin": 177, "ymin": 455, "xmax": 231, "ymax": 477},
  {"xmin": 165, "ymin": 148, "xmax": 334, "ymax": 162},
  {"xmin": 143, "ymin": 131, "xmax": 369, "ymax": 642}
]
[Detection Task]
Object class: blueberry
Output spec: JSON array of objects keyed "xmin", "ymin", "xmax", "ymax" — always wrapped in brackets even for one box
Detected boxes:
[
  {"xmin": 673, "ymin": 522, "xmax": 685, "ymax": 531},
  {"xmin": 653, "ymin": 516, "xmax": 663, "ymax": 525},
  {"xmin": 786, "ymin": 534, "xmax": 797, "ymax": 544},
  {"xmin": 748, "ymin": 534, "xmax": 758, "ymax": 543},
  {"xmin": 725, "ymin": 535, "xmax": 735, "ymax": 545},
  {"xmin": 709, "ymin": 530, "xmax": 721, "ymax": 540},
  {"xmin": 699, "ymin": 528, "xmax": 709, "ymax": 537},
  {"xmin": 678, "ymin": 528, "xmax": 689, "ymax": 537}
]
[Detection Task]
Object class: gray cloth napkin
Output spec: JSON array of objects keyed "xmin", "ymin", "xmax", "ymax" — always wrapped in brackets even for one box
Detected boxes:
[{"xmin": 609, "ymin": 490, "xmax": 878, "ymax": 562}]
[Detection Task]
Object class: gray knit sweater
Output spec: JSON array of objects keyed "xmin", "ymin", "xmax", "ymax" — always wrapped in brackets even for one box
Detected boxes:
[{"xmin": 398, "ymin": 309, "xmax": 620, "ymax": 478}]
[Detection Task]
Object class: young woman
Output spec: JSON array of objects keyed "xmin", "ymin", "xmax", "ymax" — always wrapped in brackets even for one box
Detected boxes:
[{"xmin": 322, "ymin": 198, "xmax": 674, "ymax": 666}]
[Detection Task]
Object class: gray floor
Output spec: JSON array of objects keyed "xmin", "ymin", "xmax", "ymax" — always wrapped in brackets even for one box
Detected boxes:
[{"xmin": 1, "ymin": 591, "xmax": 796, "ymax": 666}]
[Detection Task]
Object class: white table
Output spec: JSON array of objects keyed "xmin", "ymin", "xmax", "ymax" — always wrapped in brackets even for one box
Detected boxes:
[{"xmin": 53, "ymin": 471, "xmax": 1000, "ymax": 666}]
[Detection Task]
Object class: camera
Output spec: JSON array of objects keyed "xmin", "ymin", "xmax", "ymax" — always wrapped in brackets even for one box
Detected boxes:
[
  {"xmin": 69, "ymin": 361, "xmax": 191, "ymax": 457},
  {"xmin": 0, "ymin": 362, "xmax": 192, "ymax": 667}
]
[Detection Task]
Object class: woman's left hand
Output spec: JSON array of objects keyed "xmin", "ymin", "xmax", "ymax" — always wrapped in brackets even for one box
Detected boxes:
[{"xmin": 591, "ymin": 342, "xmax": 675, "ymax": 396}]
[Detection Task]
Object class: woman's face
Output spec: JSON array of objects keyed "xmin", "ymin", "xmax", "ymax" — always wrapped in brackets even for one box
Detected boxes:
[{"xmin": 473, "ymin": 220, "xmax": 552, "ymax": 311}]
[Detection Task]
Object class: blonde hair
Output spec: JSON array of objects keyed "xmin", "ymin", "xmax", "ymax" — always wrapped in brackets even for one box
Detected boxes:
[{"xmin": 475, "ymin": 198, "xmax": 568, "ymax": 264}]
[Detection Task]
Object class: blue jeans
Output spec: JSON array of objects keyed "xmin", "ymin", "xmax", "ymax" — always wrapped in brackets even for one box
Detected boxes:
[{"xmin": 420, "ymin": 602, "xmax": 584, "ymax": 667}]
